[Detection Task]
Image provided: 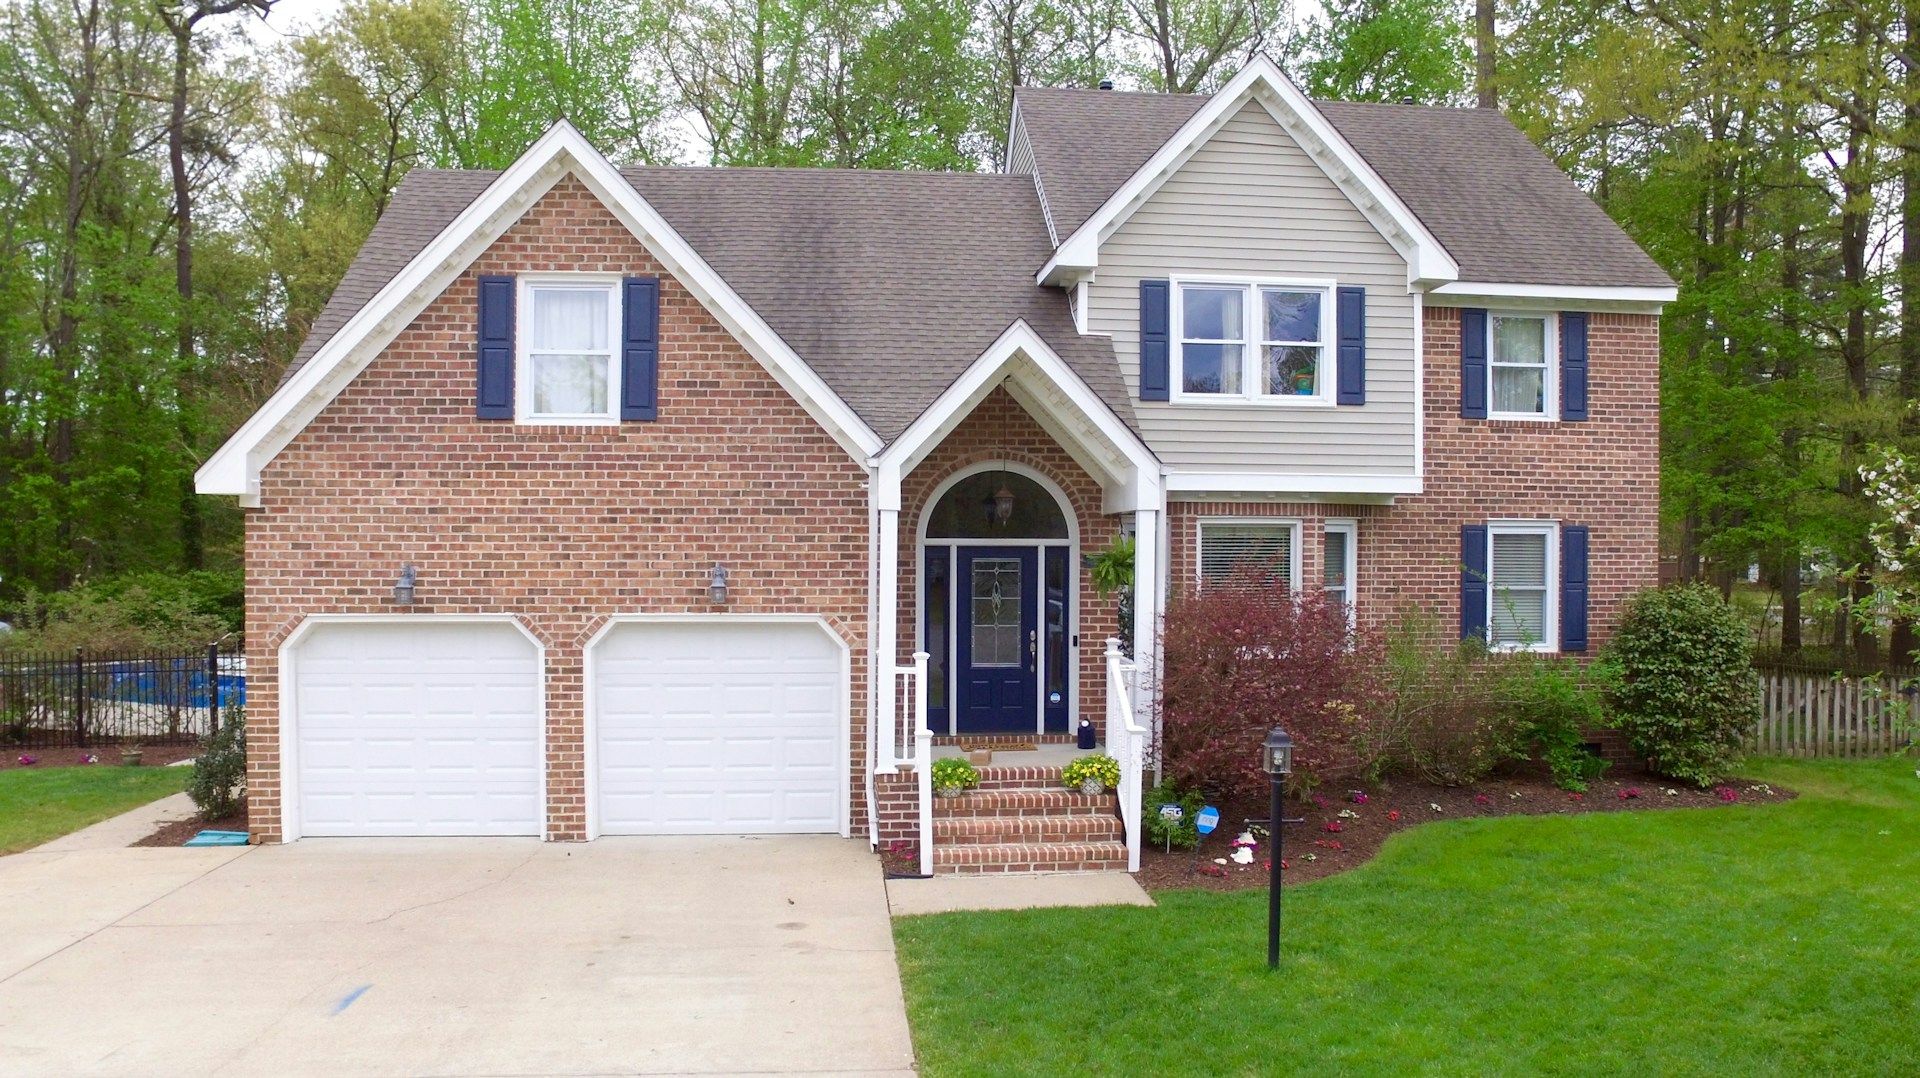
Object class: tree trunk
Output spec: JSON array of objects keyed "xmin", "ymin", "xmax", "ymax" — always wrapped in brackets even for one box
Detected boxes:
[
  {"xmin": 1475, "ymin": 0, "xmax": 1497, "ymax": 107},
  {"xmin": 165, "ymin": 14, "xmax": 203, "ymax": 570}
]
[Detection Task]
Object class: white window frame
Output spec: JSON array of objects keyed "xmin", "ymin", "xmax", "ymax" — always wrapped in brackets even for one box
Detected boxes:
[
  {"xmin": 1170, "ymin": 275, "xmax": 1337, "ymax": 407},
  {"xmin": 1322, "ymin": 519, "xmax": 1358, "ymax": 620},
  {"xmin": 516, "ymin": 274, "xmax": 623, "ymax": 425},
  {"xmin": 1486, "ymin": 520, "xmax": 1560, "ymax": 653},
  {"xmin": 1196, "ymin": 516, "xmax": 1303, "ymax": 590},
  {"xmin": 1486, "ymin": 310, "xmax": 1558, "ymax": 422}
]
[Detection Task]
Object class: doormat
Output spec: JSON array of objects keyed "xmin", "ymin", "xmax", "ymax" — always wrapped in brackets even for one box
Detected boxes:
[{"xmin": 959, "ymin": 740, "xmax": 1038, "ymax": 752}]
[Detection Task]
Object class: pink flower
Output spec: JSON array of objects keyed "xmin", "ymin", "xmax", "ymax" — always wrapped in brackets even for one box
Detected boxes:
[
  {"xmin": 1618, "ymin": 787, "xmax": 1641, "ymax": 800},
  {"xmin": 1350, "ymin": 790, "xmax": 1369, "ymax": 804},
  {"xmin": 1311, "ymin": 793, "xmax": 1328, "ymax": 808},
  {"xmin": 1323, "ymin": 820, "xmax": 1343, "ymax": 833},
  {"xmin": 16, "ymin": 754, "xmax": 35, "ymax": 766},
  {"xmin": 76, "ymin": 753, "xmax": 97, "ymax": 765},
  {"xmin": 1568, "ymin": 792, "xmax": 1585, "ymax": 801},
  {"xmin": 1386, "ymin": 810, "xmax": 1401, "ymax": 822},
  {"xmin": 1473, "ymin": 793, "xmax": 1491, "ymax": 805},
  {"xmin": 1716, "ymin": 786, "xmax": 1739, "ymax": 803}
]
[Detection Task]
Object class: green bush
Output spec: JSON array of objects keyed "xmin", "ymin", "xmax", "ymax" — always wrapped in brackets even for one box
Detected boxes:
[
  {"xmin": 1498, "ymin": 655, "xmax": 1614, "ymax": 791},
  {"xmin": 1386, "ymin": 622, "xmax": 1529, "ymax": 786},
  {"xmin": 188, "ymin": 702, "xmax": 246, "ymax": 818},
  {"xmin": 1607, "ymin": 585, "xmax": 1760, "ymax": 786},
  {"xmin": 1144, "ymin": 783, "xmax": 1205, "ymax": 850},
  {"xmin": 1, "ymin": 569, "xmax": 241, "ymax": 652}
]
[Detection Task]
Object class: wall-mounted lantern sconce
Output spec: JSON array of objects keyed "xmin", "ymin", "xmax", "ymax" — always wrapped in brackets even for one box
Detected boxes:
[
  {"xmin": 393, "ymin": 564, "xmax": 418, "ymax": 605},
  {"xmin": 708, "ymin": 564, "xmax": 730, "ymax": 604}
]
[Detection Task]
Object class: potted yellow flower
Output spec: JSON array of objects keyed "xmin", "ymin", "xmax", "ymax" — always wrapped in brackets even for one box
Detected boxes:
[{"xmin": 1061, "ymin": 753, "xmax": 1121, "ymax": 796}]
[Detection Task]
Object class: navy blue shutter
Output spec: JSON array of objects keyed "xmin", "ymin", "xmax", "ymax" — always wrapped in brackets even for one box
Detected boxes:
[
  {"xmin": 475, "ymin": 275, "xmax": 514, "ymax": 419},
  {"xmin": 1461, "ymin": 524, "xmax": 1489, "ymax": 642},
  {"xmin": 621, "ymin": 276, "xmax": 659, "ymax": 421},
  {"xmin": 1561, "ymin": 524, "xmax": 1590, "ymax": 653},
  {"xmin": 1139, "ymin": 279, "xmax": 1171, "ymax": 401},
  {"xmin": 1336, "ymin": 286, "xmax": 1366, "ymax": 405},
  {"xmin": 1460, "ymin": 308, "xmax": 1488, "ymax": 419},
  {"xmin": 1560, "ymin": 312, "xmax": 1590, "ymax": 421}
]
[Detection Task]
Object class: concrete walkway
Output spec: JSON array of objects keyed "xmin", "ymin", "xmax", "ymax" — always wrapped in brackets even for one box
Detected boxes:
[
  {"xmin": 0, "ymin": 835, "xmax": 915, "ymax": 1077},
  {"xmin": 886, "ymin": 871, "xmax": 1154, "ymax": 916}
]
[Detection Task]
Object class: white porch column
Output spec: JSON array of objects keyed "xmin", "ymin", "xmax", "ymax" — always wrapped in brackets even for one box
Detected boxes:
[
  {"xmin": 875, "ymin": 505, "xmax": 899, "ymax": 770},
  {"xmin": 1130, "ymin": 507, "xmax": 1160, "ymax": 719}
]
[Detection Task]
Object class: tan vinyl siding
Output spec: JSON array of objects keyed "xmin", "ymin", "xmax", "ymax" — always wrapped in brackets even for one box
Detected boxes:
[{"xmin": 1087, "ymin": 100, "xmax": 1417, "ymax": 476}]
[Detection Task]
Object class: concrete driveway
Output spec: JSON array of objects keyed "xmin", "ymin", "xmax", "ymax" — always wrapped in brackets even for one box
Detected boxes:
[{"xmin": 0, "ymin": 835, "xmax": 915, "ymax": 1076}]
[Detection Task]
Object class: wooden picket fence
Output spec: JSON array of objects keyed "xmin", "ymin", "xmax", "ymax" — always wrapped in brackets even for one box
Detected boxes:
[{"xmin": 1753, "ymin": 664, "xmax": 1917, "ymax": 757}]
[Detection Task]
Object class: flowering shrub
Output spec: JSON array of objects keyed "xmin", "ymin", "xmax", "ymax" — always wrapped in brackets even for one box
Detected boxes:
[
  {"xmin": 1608, "ymin": 586, "xmax": 1759, "ymax": 786},
  {"xmin": 1157, "ymin": 577, "xmax": 1390, "ymax": 803}
]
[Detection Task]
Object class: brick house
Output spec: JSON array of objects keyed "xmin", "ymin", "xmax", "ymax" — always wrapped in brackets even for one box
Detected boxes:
[{"xmin": 198, "ymin": 59, "xmax": 1671, "ymax": 872}]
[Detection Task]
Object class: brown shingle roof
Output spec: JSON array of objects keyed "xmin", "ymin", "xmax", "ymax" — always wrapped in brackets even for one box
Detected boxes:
[
  {"xmin": 1014, "ymin": 87, "xmax": 1673, "ymax": 288},
  {"xmin": 281, "ymin": 167, "xmax": 1133, "ymax": 442}
]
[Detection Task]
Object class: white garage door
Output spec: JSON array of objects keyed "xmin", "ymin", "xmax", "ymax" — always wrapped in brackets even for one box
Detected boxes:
[
  {"xmin": 292, "ymin": 620, "xmax": 542, "ymax": 837},
  {"xmin": 593, "ymin": 620, "xmax": 843, "ymax": 835}
]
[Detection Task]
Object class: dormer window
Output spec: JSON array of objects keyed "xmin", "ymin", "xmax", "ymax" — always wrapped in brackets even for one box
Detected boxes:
[
  {"xmin": 517, "ymin": 276, "xmax": 622, "ymax": 423},
  {"xmin": 1172, "ymin": 278, "xmax": 1334, "ymax": 405}
]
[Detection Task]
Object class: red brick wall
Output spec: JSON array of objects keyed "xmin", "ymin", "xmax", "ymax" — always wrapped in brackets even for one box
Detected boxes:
[
  {"xmin": 895, "ymin": 388, "xmax": 1125, "ymax": 734},
  {"xmin": 873, "ymin": 770, "xmax": 919, "ymax": 847},
  {"xmin": 245, "ymin": 177, "xmax": 871, "ymax": 843},
  {"xmin": 1167, "ymin": 308, "xmax": 1660, "ymax": 651}
]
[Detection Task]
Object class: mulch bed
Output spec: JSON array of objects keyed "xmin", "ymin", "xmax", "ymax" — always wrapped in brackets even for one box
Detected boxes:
[
  {"xmin": 2, "ymin": 741, "xmax": 198, "ymax": 770},
  {"xmin": 132, "ymin": 797, "xmax": 247, "ymax": 848},
  {"xmin": 1137, "ymin": 762, "xmax": 1795, "ymax": 894}
]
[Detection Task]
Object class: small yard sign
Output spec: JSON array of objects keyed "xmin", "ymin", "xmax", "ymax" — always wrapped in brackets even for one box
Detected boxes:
[
  {"xmin": 1196, "ymin": 805, "xmax": 1220, "ymax": 836},
  {"xmin": 1159, "ymin": 804, "xmax": 1183, "ymax": 822}
]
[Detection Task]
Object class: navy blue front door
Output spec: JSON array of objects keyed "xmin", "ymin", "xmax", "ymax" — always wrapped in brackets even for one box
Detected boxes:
[{"xmin": 955, "ymin": 546, "xmax": 1038, "ymax": 733}]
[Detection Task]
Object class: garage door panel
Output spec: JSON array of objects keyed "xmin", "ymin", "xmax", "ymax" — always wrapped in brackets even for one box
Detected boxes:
[
  {"xmin": 294, "ymin": 621, "xmax": 542, "ymax": 838},
  {"xmin": 594, "ymin": 622, "xmax": 843, "ymax": 835}
]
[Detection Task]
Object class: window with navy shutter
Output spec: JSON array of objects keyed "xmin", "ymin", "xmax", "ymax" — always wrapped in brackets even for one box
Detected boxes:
[
  {"xmin": 1139, "ymin": 279, "xmax": 1170, "ymax": 401},
  {"xmin": 1560, "ymin": 312, "xmax": 1590, "ymax": 421},
  {"xmin": 475, "ymin": 275, "xmax": 515, "ymax": 419},
  {"xmin": 1336, "ymin": 285, "xmax": 1366, "ymax": 405},
  {"xmin": 1460, "ymin": 308, "xmax": 1488, "ymax": 419},
  {"xmin": 1460, "ymin": 523, "xmax": 1488, "ymax": 641},
  {"xmin": 1560, "ymin": 524, "xmax": 1590, "ymax": 652},
  {"xmin": 621, "ymin": 275, "xmax": 659, "ymax": 421}
]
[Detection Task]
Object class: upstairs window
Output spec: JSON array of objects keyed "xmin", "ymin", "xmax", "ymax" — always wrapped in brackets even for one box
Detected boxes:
[
  {"xmin": 519, "ymin": 278, "xmax": 621, "ymax": 422},
  {"xmin": 1175, "ymin": 280, "xmax": 1332, "ymax": 404},
  {"xmin": 1489, "ymin": 312, "xmax": 1556, "ymax": 419},
  {"xmin": 1199, "ymin": 519, "xmax": 1301, "ymax": 589}
]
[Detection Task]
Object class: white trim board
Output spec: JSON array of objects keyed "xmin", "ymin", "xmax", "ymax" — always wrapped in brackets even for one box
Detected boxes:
[
  {"xmin": 1037, "ymin": 55, "xmax": 1459, "ymax": 290},
  {"xmin": 197, "ymin": 121, "xmax": 882, "ymax": 506},
  {"xmin": 1424, "ymin": 282, "xmax": 1675, "ymax": 312},
  {"xmin": 1164, "ymin": 471, "xmax": 1420, "ymax": 500}
]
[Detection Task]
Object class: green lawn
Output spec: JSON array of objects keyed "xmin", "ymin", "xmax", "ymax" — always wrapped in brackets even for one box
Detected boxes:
[
  {"xmin": 0, "ymin": 764, "xmax": 190, "ymax": 854},
  {"xmin": 894, "ymin": 757, "xmax": 1920, "ymax": 1076}
]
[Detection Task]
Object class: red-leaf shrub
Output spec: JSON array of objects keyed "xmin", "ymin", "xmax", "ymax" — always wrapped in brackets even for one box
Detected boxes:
[{"xmin": 1156, "ymin": 574, "xmax": 1390, "ymax": 803}]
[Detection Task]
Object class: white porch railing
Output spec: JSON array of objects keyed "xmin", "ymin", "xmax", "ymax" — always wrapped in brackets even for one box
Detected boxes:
[
  {"xmin": 889, "ymin": 651, "xmax": 933, "ymax": 876},
  {"xmin": 1104, "ymin": 638, "xmax": 1147, "ymax": 872}
]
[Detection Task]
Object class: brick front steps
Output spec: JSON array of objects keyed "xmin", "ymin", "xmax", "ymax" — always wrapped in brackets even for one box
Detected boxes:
[{"xmin": 932, "ymin": 764, "xmax": 1126, "ymax": 874}]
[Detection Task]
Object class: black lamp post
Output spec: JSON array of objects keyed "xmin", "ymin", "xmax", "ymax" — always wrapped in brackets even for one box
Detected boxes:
[{"xmin": 1263, "ymin": 726, "xmax": 1294, "ymax": 970}]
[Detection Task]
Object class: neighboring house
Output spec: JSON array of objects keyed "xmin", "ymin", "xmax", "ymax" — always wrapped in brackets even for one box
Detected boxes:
[{"xmin": 197, "ymin": 58, "xmax": 1671, "ymax": 872}]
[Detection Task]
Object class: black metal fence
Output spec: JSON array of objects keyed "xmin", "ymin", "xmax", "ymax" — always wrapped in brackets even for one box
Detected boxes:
[{"xmin": 0, "ymin": 645, "xmax": 244, "ymax": 750}]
